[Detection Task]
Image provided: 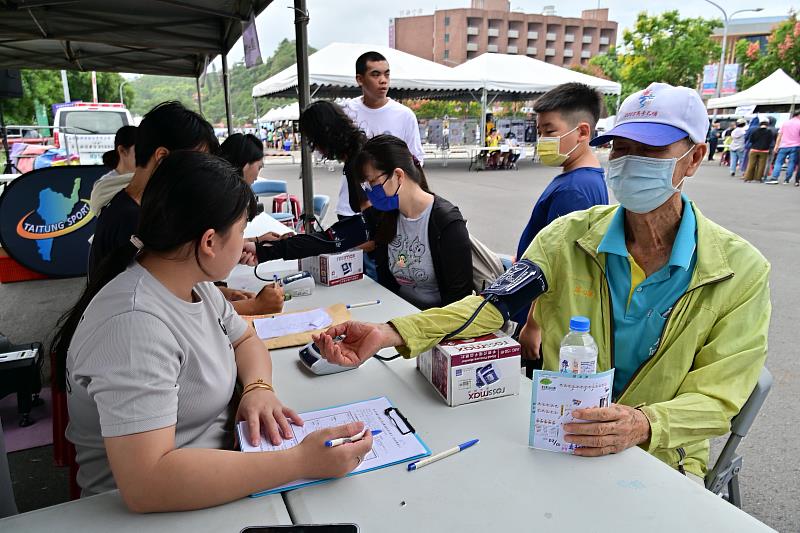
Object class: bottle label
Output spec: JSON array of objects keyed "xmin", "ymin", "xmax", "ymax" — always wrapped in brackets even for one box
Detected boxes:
[{"xmin": 559, "ymin": 352, "xmax": 597, "ymax": 375}]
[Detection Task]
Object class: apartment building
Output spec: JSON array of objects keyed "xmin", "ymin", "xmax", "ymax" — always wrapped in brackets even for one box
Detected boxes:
[{"xmin": 391, "ymin": 0, "xmax": 617, "ymax": 67}]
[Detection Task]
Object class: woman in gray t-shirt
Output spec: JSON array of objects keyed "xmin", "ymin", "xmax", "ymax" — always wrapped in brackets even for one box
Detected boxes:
[
  {"xmin": 355, "ymin": 135, "xmax": 473, "ymax": 310},
  {"xmin": 52, "ymin": 152, "xmax": 372, "ymax": 512}
]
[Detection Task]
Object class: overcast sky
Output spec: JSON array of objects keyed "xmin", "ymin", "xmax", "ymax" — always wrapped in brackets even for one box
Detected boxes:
[{"xmin": 223, "ymin": 0, "xmax": 795, "ymax": 65}]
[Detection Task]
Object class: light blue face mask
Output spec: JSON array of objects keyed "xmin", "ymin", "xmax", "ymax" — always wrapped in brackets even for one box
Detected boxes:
[{"xmin": 606, "ymin": 145, "xmax": 695, "ymax": 214}]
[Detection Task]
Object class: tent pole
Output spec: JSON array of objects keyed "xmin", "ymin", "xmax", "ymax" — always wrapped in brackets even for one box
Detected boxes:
[
  {"xmin": 480, "ymin": 87, "xmax": 487, "ymax": 146},
  {"xmin": 196, "ymin": 77, "xmax": 204, "ymax": 116},
  {"xmin": 253, "ymin": 97, "xmax": 260, "ymax": 133},
  {"xmin": 221, "ymin": 51, "xmax": 233, "ymax": 135},
  {"xmin": 294, "ymin": 0, "xmax": 314, "ymax": 232}
]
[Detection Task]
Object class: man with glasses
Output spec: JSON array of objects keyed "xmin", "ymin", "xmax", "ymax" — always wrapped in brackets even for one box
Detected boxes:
[{"xmin": 313, "ymin": 83, "xmax": 771, "ymax": 484}]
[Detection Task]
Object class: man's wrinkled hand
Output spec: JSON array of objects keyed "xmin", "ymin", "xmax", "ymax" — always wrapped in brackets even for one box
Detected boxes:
[{"xmin": 563, "ymin": 404, "xmax": 651, "ymax": 457}]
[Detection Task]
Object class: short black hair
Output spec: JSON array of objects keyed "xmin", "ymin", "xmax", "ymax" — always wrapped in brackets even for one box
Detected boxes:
[
  {"xmin": 533, "ymin": 83, "xmax": 604, "ymax": 132},
  {"xmin": 356, "ymin": 51, "xmax": 388, "ymax": 76},
  {"xmin": 219, "ymin": 133, "xmax": 263, "ymax": 174},
  {"xmin": 134, "ymin": 101, "xmax": 219, "ymax": 167}
]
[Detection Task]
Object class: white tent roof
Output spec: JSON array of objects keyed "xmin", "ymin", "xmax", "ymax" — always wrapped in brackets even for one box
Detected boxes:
[
  {"xmin": 252, "ymin": 43, "xmax": 620, "ymax": 102},
  {"xmin": 453, "ymin": 53, "xmax": 621, "ymax": 95},
  {"xmin": 260, "ymin": 102, "xmax": 300, "ymax": 122},
  {"xmin": 252, "ymin": 42, "xmax": 470, "ymax": 98},
  {"xmin": 707, "ymin": 69, "xmax": 800, "ymax": 109}
]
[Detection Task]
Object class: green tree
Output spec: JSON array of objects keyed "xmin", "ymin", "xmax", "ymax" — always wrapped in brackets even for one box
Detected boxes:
[
  {"xmin": 621, "ymin": 11, "xmax": 720, "ymax": 90},
  {"xmin": 128, "ymin": 39, "xmax": 314, "ymax": 126},
  {"xmin": 406, "ymin": 99, "xmax": 480, "ymax": 119},
  {"xmin": 735, "ymin": 13, "xmax": 800, "ymax": 90},
  {"xmin": 586, "ymin": 12, "xmax": 720, "ymax": 104},
  {"xmin": 3, "ymin": 70, "xmax": 133, "ymax": 125}
]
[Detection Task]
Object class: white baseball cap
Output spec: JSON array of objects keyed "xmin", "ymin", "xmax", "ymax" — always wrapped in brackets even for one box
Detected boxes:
[{"xmin": 591, "ymin": 82, "xmax": 709, "ymax": 147}]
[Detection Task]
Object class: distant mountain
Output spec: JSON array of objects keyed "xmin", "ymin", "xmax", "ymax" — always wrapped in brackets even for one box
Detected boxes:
[{"xmin": 128, "ymin": 39, "xmax": 315, "ymax": 126}]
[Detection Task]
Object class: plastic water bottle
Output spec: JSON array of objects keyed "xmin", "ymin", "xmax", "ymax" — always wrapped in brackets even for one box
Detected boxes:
[{"xmin": 559, "ymin": 316, "xmax": 598, "ymax": 375}]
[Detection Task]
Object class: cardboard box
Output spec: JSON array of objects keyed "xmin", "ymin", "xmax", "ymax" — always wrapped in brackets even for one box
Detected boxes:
[
  {"xmin": 417, "ymin": 332, "xmax": 521, "ymax": 406},
  {"xmin": 301, "ymin": 250, "xmax": 363, "ymax": 286}
]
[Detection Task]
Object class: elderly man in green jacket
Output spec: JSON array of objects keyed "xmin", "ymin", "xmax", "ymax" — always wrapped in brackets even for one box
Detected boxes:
[{"xmin": 313, "ymin": 82, "xmax": 771, "ymax": 482}]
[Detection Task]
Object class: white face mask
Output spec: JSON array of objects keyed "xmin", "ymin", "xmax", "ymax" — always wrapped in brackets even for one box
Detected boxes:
[{"xmin": 606, "ymin": 145, "xmax": 695, "ymax": 214}]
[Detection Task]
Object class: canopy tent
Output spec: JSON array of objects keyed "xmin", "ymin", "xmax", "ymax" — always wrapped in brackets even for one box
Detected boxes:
[
  {"xmin": 707, "ymin": 69, "xmax": 800, "ymax": 109},
  {"xmin": 260, "ymin": 102, "xmax": 299, "ymax": 122},
  {"xmin": 252, "ymin": 45, "xmax": 621, "ymax": 144},
  {"xmin": 252, "ymin": 42, "xmax": 477, "ymax": 100},
  {"xmin": 0, "ymin": 0, "xmax": 272, "ymax": 77},
  {"xmin": 453, "ymin": 53, "xmax": 621, "ymax": 142},
  {"xmin": 0, "ymin": 0, "xmax": 274, "ymax": 133},
  {"xmin": 452, "ymin": 53, "xmax": 621, "ymax": 96}
]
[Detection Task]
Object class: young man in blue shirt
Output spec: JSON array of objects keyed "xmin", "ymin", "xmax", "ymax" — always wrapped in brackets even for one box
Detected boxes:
[{"xmin": 514, "ymin": 83, "xmax": 609, "ymax": 349}]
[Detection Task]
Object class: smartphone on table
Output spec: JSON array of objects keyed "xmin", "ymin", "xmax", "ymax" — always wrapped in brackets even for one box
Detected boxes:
[{"xmin": 241, "ymin": 526, "xmax": 358, "ymax": 533}]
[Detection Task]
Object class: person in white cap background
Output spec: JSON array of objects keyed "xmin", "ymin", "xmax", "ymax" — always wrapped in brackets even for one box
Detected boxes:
[{"xmin": 312, "ymin": 82, "xmax": 771, "ymax": 484}]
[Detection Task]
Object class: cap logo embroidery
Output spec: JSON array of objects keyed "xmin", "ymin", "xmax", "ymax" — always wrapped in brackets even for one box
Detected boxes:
[{"xmin": 639, "ymin": 88, "xmax": 655, "ymax": 109}]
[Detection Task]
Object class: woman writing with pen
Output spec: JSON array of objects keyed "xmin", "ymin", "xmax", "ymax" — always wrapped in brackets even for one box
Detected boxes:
[{"xmin": 52, "ymin": 152, "xmax": 372, "ymax": 512}]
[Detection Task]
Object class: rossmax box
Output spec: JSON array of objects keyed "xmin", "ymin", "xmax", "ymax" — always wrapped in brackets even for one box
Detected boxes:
[
  {"xmin": 300, "ymin": 250, "xmax": 363, "ymax": 286},
  {"xmin": 417, "ymin": 332, "xmax": 521, "ymax": 406}
]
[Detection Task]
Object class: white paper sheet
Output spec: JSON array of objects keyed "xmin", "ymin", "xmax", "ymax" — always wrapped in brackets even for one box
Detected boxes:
[
  {"xmin": 529, "ymin": 369, "xmax": 615, "ymax": 454},
  {"xmin": 237, "ymin": 396, "xmax": 430, "ymax": 495},
  {"xmin": 244, "ymin": 212, "xmax": 295, "ymax": 239},
  {"xmin": 253, "ymin": 308, "xmax": 332, "ymax": 339}
]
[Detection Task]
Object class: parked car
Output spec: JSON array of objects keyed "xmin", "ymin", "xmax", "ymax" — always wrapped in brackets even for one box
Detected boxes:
[{"xmin": 53, "ymin": 103, "xmax": 133, "ymax": 165}]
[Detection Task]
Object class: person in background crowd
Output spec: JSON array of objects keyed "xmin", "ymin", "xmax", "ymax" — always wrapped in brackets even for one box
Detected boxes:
[
  {"xmin": 740, "ymin": 116, "xmax": 760, "ymax": 173},
  {"xmin": 706, "ymin": 122, "xmax": 720, "ymax": 161},
  {"xmin": 743, "ymin": 120, "xmax": 775, "ymax": 183},
  {"xmin": 720, "ymin": 126, "xmax": 733, "ymax": 167},
  {"xmin": 503, "ymin": 132, "xmax": 521, "ymax": 168},
  {"xmin": 768, "ymin": 109, "xmax": 800, "ymax": 185},
  {"xmin": 486, "ymin": 128, "xmax": 503, "ymax": 169},
  {"xmin": 53, "ymin": 151, "xmax": 370, "ymax": 511},
  {"xmin": 728, "ymin": 119, "xmax": 747, "ymax": 177},
  {"xmin": 356, "ymin": 135, "xmax": 473, "ymax": 309},
  {"xmin": 763, "ymin": 116, "xmax": 779, "ymax": 181},
  {"xmin": 313, "ymin": 83, "xmax": 770, "ymax": 486}
]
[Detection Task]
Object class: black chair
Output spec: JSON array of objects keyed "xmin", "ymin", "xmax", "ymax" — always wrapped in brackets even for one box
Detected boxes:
[
  {"xmin": 705, "ymin": 367, "xmax": 773, "ymax": 508},
  {"xmin": 0, "ymin": 334, "xmax": 43, "ymax": 427}
]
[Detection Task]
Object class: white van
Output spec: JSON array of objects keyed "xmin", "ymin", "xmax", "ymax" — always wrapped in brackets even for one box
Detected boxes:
[{"xmin": 53, "ymin": 103, "xmax": 133, "ymax": 165}]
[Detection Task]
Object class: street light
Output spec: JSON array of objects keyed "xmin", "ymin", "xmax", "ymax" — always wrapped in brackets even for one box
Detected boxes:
[
  {"xmin": 703, "ymin": 1, "xmax": 763, "ymax": 99},
  {"xmin": 119, "ymin": 80, "xmax": 129, "ymax": 106}
]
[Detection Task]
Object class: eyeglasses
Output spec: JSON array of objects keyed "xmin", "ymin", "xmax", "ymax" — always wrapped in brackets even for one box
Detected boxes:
[{"xmin": 360, "ymin": 173, "xmax": 388, "ymax": 192}]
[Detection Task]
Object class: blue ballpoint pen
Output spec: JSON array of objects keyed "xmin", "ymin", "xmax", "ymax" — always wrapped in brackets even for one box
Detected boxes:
[{"xmin": 407, "ymin": 439, "xmax": 479, "ymax": 471}]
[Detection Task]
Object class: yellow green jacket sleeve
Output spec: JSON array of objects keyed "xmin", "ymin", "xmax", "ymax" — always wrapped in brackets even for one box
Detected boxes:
[{"xmin": 389, "ymin": 296, "xmax": 505, "ymax": 357}]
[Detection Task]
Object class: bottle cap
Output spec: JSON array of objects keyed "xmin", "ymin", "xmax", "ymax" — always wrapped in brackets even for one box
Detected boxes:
[{"xmin": 569, "ymin": 316, "xmax": 590, "ymax": 332}]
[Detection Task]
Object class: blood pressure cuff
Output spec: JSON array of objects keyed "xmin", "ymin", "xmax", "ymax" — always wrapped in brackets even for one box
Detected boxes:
[
  {"xmin": 480, "ymin": 259, "xmax": 548, "ymax": 321},
  {"xmin": 255, "ymin": 214, "xmax": 373, "ymax": 262}
]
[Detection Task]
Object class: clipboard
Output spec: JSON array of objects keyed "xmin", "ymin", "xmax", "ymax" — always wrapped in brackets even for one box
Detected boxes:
[
  {"xmin": 243, "ymin": 303, "xmax": 351, "ymax": 350},
  {"xmin": 237, "ymin": 396, "xmax": 430, "ymax": 497}
]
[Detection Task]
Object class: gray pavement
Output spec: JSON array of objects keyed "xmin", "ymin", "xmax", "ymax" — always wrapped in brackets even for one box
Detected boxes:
[{"xmin": 1, "ymin": 155, "xmax": 797, "ymax": 530}]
